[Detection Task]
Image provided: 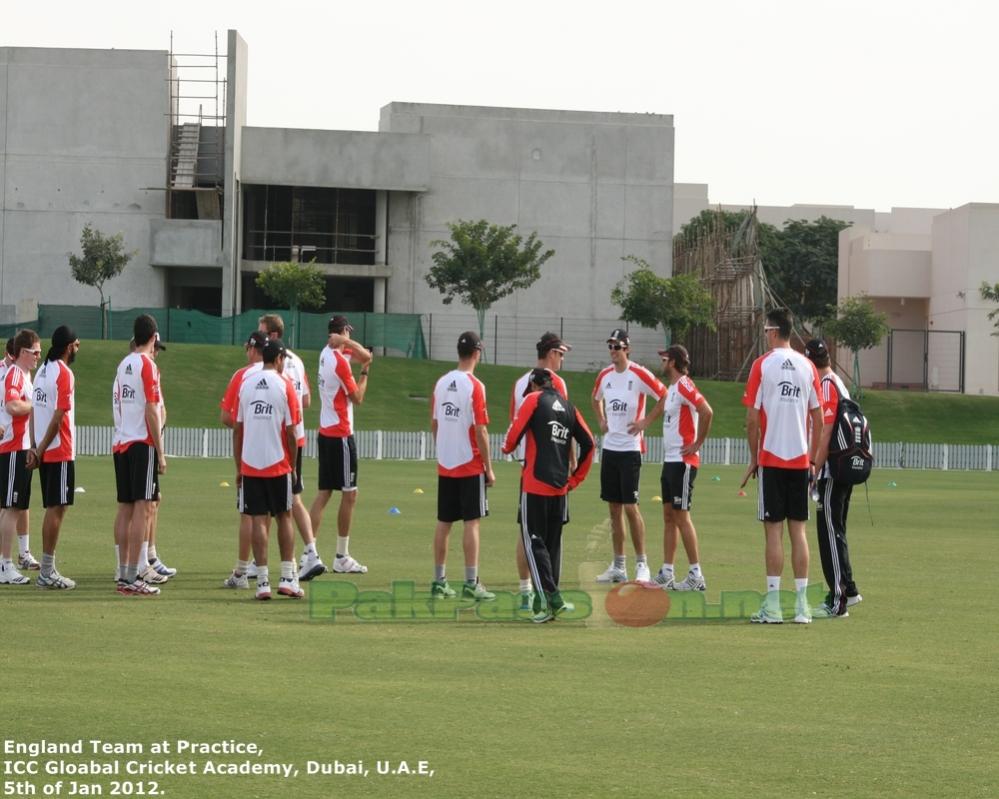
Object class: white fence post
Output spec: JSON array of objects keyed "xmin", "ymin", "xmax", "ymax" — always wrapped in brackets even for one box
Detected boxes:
[
  {"xmin": 419, "ymin": 432, "xmax": 427, "ymax": 461},
  {"xmin": 724, "ymin": 438, "xmax": 731, "ymax": 466},
  {"xmin": 376, "ymin": 430, "xmax": 383, "ymax": 461},
  {"xmin": 202, "ymin": 429, "xmax": 209, "ymax": 459},
  {"xmin": 942, "ymin": 444, "xmax": 949, "ymax": 471},
  {"xmin": 987, "ymin": 446, "xmax": 993, "ymax": 473}
]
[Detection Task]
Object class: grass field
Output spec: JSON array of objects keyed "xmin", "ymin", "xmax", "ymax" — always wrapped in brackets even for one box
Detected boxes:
[
  {"xmin": 67, "ymin": 339, "xmax": 999, "ymax": 443},
  {"xmin": 3, "ymin": 457, "xmax": 997, "ymax": 798}
]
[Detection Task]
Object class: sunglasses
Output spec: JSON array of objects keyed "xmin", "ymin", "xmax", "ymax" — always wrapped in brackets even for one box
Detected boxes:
[
  {"xmin": 608, "ymin": 343, "xmax": 626, "ymax": 351},
  {"xmin": 763, "ymin": 326, "xmax": 780, "ymax": 332},
  {"xmin": 25, "ymin": 349, "xmax": 41, "ymax": 356}
]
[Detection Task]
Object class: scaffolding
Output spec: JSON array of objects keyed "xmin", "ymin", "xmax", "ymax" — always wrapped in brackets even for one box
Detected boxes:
[
  {"xmin": 165, "ymin": 32, "xmax": 227, "ymax": 220},
  {"xmin": 673, "ymin": 207, "xmax": 783, "ymax": 381}
]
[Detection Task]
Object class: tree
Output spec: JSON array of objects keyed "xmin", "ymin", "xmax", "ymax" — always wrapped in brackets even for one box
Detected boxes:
[
  {"xmin": 762, "ymin": 216, "xmax": 850, "ymax": 324},
  {"xmin": 981, "ymin": 281, "xmax": 999, "ymax": 335},
  {"xmin": 69, "ymin": 224, "xmax": 135, "ymax": 338},
  {"xmin": 611, "ymin": 256, "xmax": 715, "ymax": 343},
  {"xmin": 823, "ymin": 294, "xmax": 889, "ymax": 396},
  {"xmin": 427, "ymin": 220, "xmax": 554, "ymax": 345},
  {"xmin": 255, "ymin": 260, "xmax": 326, "ymax": 348}
]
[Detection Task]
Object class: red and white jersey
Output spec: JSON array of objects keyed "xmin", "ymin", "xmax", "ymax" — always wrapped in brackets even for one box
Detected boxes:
[
  {"xmin": 32, "ymin": 359, "xmax": 75, "ymax": 462},
  {"xmin": 0, "ymin": 365, "xmax": 33, "ymax": 453},
  {"xmin": 509, "ymin": 369, "xmax": 568, "ymax": 460},
  {"xmin": 236, "ymin": 368, "xmax": 299, "ymax": 478},
  {"xmin": 283, "ymin": 349, "xmax": 310, "ymax": 446},
  {"xmin": 433, "ymin": 369, "xmax": 489, "ymax": 478},
  {"xmin": 662, "ymin": 375, "xmax": 705, "ymax": 467},
  {"xmin": 220, "ymin": 362, "xmax": 263, "ymax": 419},
  {"xmin": 317, "ymin": 347, "xmax": 357, "ymax": 438},
  {"xmin": 592, "ymin": 363, "xmax": 666, "ymax": 452},
  {"xmin": 112, "ymin": 352, "xmax": 161, "ymax": 453},
  {"xmin": 0, "ymin": 356, "xmax": 13, "ymax": 434},
  {"xmin": 819, "ymin": 372, "xmax": 850, "ymax": 479},
  {"xmin": 742, "ymin": 347, "xmax": 821, "ymax": 469}
]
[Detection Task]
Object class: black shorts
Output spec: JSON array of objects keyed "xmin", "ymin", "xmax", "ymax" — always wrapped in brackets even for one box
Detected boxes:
[
  {"xmin": 660, "ymin": 462, "xmax": 697, "ymax": 511},
  {"xmin": 292, "ymin": 447, "xmax": 304, "ymax": 495},
  {"xmin": 437, "ymin": 474, "xmax": 488, "ymax": 523},
  {"xmin": 239, "ymin": 474, "xmax": 293, "ymax": 517},
  {"xmin": 758, "ymin": 466, "xmax": 809, "ymax": 523},
  {"xmin": 114, "ymin": 444, "xmax": 161, "ymax": 504},
  {"xmin": 600, "ymin": 449, "xmax": 642, "ymax": 504},
  {"xmin": 516, "ymin": 478, "xmax": 569, "ymax": 524},
  {"xmin": 318, "ymin": 434, "xmax": 358, "ymax": 492},
  {"xmin": 39, "ymin": 460, "xmax": 75, "ymax": 508},
  {"xmin": 0, "ymin": 450, "xmax": 32, "ymax": 510}
]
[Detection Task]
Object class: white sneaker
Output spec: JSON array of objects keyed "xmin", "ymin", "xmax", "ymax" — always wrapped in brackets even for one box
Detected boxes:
[
  {"xmin": 150, "ymin": 559, "xmax": 177, "ymax": 578},
  {"xmin": 653, "ymin": 570, "xmax": 676, "ymax": 589},
  {"xmin": 298, "ymin": 551, "xmax": 326, "ymax": 581},
  {"xmin": 674, "ymin": 572, "xmax": 707, "ymax": 592},
  {"xmin": 222, "ymin": 570, "xmax": 249, "ymax": 589},
  {"xmin": 333, "ymin": 555, "xmax": 368, "ymax": 574},
  {"xmin": 846, "ymin": 594, "xmax": 863, "ymax": 607},
  {"xmin": 794, "ymin": 596, "xmax": 813, "ymax": 624},
  {"xmin": 635, "ymin": 561, "xmax": 652, "ymax": 583},
  {"xmin": 245, "ymin": 560, "xmax": 258, "ymax": 579},
  {"xmin": 17, "ymin": 551, "xmax": 40, "ymax": 571},
  {"xmin": 0, "ymin": 562, "xmax": 31, "ymax": 585},
  {"xmin": 139, "ymin": 565, "xmax": 169, "ymax": 585},
  {"xmin": 277, "ymin": 577, "xmax": 305, "ymax": 598},
  {"xmin": 255, "ymin": 580, "xmax": 272, "ymax": 600},
  {"xmin": 595, "ymin": 563, "xmax": 627, "ymax": 583},
  {"xmin": 37, "ymin": 571, "xmax": 76, "ymax": 590},
  {"xmin": 750, "ymin": 596, "xmax": 784, "ymax": 624}
]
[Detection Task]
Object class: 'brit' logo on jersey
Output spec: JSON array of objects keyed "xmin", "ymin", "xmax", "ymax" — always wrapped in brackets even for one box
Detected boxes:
[
  {"xmin": 251, "ymin": 401, "xmax": 274, "ymax": 415},
  {"xmin": 547, "ymin": 420, "xmax": 570, "ymax": 443},
  {"xmin": 34, "ymin": 387, "xmax": 47, "ymax": 404},
  {"xmin": 440, "ymin": 401, "xmax": 461, "ymax": 418},
  {"xmin": 608, "ymin": 399, "xmax": 628, "ymax": 413},
  {"xmin": 120, "ymin": 385, "xmax": 137, "ymax": 400},
  {"xmin": 778, "ymin": 381, "xmax": 801, "ymax": 399}
]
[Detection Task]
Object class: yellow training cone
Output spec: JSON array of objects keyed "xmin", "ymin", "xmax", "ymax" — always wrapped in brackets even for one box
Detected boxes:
[
  {"xmin": 413, "ymin": 488, "xmax": 425, "ymax": 494},
  {"xmin": 220, "ymin": 481, "xmax": 230, "ymax": 488},
  {"xmin": 651, "ymin": 495, "xmax": 663, "ymax": 503}
]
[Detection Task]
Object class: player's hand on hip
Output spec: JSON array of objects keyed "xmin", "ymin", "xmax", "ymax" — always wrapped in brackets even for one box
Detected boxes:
[{"xmin": 485, "ymin": 468, "xmax": 496, "ymax": 488}]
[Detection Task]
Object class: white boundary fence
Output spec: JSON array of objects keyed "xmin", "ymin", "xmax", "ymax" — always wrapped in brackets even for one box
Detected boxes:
[{"xmin": 75, "ymin": 427, "xmax": 999, "ymax": 472}]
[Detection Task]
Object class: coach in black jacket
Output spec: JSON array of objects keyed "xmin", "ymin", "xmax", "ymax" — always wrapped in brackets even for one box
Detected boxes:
[{"xmin": 502, "ymin": 368, "xmax": 595, "ymax": 623}]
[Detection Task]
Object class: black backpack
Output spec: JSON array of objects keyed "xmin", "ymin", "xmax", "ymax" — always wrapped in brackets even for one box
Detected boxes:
[{"xmin": 823, "ymin": 376, "xmax": 873, "ymax": 485}]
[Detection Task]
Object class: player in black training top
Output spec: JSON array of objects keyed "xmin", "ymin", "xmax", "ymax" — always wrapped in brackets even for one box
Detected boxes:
[{"xmin": 502, "ymin": 368, "xmax": 595, "ymax": 623}]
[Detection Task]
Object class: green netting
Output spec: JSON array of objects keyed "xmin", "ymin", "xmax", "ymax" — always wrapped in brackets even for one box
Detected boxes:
[{"xmin": 34, "ymin": 305, "xmax": 427, "ymax": 358}]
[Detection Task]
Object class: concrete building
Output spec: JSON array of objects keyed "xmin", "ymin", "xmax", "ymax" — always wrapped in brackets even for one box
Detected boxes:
[{"xmin": 1, "ymin": 32, "xmax": 675, "ymax": 366}]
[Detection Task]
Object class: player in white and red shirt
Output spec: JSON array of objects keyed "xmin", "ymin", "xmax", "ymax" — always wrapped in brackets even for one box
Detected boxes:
[
  {"xmin": 741, "ymin": 309, "xmax": 823, "ymax": 624},
  {"xmin": 234, "ymin": 338, "xmax": 303, "ymax": 600},
  {"xmin": 310, "ymin": 315, "xmax": 373, "ymax": 575},
  {"xmin": 631, "ymin": 344, "xmax": 714, "ymax": 592},
  {"xmin": 507, "ymin": 331, "xmax": 571, "ymax": 609},
  {"xmin": 0, "ymin": 329, "xmax": 41, "ymax": 586},
  {"xmin": 590, "ymin": 328, "xmax": 666, "ymax": 584},
  {"xmin": 0, "ymin": 335, "xmax": 39, "ymax": 574},
  {"xmin": 256, "ymin": 314, "xmax": 327, "ymax": 582},
  {"xmin": 29, "ymin": 326, "xmax": 81, "ymax": 590},
  {"xmin": 219, "ymin": 331, "xmax": 267, "ymax": 589},
  {"xmin": 430, "ymin": 331, "xmax": 496, "ymax": 601},
  {"xmin": 111, "ymin": 315, "xmax": 167, "ymax": 596},
  {"xmin": 805, "ymin": 338, "xmax": 862, "ymax": 618}
]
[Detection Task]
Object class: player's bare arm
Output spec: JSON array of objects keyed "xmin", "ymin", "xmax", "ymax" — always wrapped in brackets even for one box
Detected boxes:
[
  {"xmin": 681, "ymin": 399, "xmax": 713, "ymax": 456},
  {"xmin": 591, "ymin": 396, "xmax": 608, "ymax": 434},
  {"xmin": 475, "ymin": 423, "xmax": 495, "ymax": 487},
  {"xmin": 741, "ymin": 406, "xmax": 761, "ymax": 489},
  {"xmin": 145, "ymin": 401, "xmax": 166, "ymax": 474},
  {"xmin": 629, "ymin": 394, "xmax": 665, "ymax": 435}
]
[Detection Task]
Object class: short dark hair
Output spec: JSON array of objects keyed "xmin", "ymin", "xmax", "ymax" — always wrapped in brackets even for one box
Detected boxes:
[
  {"xmin": 5, "ymin": 337, "xmax": 14, "ymax": 357},
  {"xmin": 133, "ymin": 314, "xmax": 158, "ymax": 347},
  {"xmin": 766, "ymin": 308, "xmax": 792, "ymax": 339},
  {"xmin": 12, "ymin": 329, "xmax": 39, "ymax": 357}
]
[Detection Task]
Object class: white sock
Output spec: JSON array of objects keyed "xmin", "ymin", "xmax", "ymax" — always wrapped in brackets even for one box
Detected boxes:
[
  {"xmin": 280, "ymin": 561, "xmax": 295, "ymax": 581},
  {"xmin": 434, "ymin": 564, "xmax": 446, "ymax": 581},
  {"xmin": 613, "ymin": 555, "xmax": 626, "ymax": 570},
  {"xmin": 236, "ymin": 559, "xmax": 249, "ymax": 576},
  {"xmin": 138, "ymin": 542, "xmax": 149, "ymax": 567},
  {"xmin": 464, "ymin": 566, "xmax": 478, "ymax": 584},
  {"xmin": 17, "ymin": 535, "xmax": 29, "ymax": 556},
  {"xmin": 336, "ymin": 536, "xmax": 349, "ymax": 558},
  {"xmin": 795, "ymin": 578, "xmax": 808, "ymax": 593},
  {"xmin": 256, "ymin": 566, "xmax": 270, "ymax": 584},
  {"xmin": 661, "ymin": 562, "xmax": 675, "ymax": 576},
  {"xmin": 690, "ymin": 563, "xmax": 702, "ymax": 578},
  {"xmin": 636, "ymin": 553, "xmax": 648, "ymax": 565},
  {"xmin": 519, "ymin": 579, "xmax": 531, "ymax": 593},
  {"xmin": 114, "ymin": 545, "xmax": 121, "ymax": 568},
  {"xmin": 303, "ymin": 542, "xmax": 316, "ymax": 556},
  {"xmin": 767, "ymin": 576, "xmax": 781, "ymax": 593},
  {"xmin": 148, "ymin": 545, "xmax": 158, "ymax": 562}
]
